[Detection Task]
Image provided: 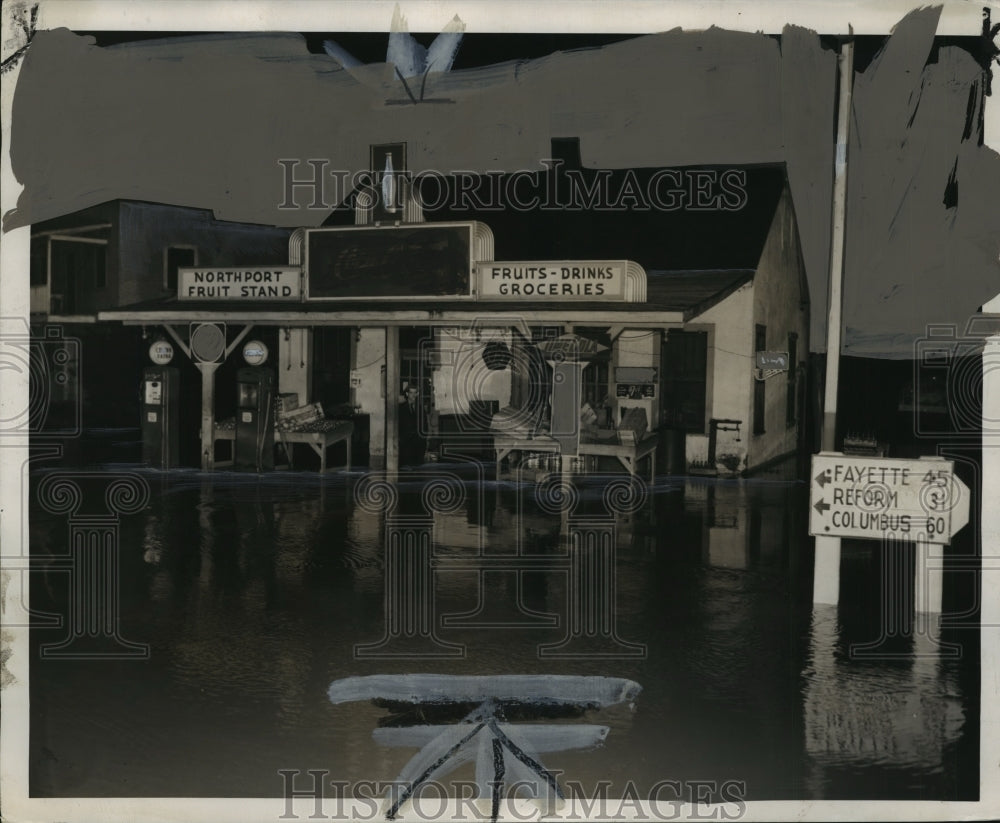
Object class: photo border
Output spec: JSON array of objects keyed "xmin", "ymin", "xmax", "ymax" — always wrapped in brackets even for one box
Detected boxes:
[{"xmin": 2, "ymin": 1, "xmax": 997, "ymax": 821}]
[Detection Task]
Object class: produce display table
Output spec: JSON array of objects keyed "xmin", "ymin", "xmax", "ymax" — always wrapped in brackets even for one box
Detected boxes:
[{"xmin": 213, "ymin": 418, "xmax": 353, "ymax": 472}]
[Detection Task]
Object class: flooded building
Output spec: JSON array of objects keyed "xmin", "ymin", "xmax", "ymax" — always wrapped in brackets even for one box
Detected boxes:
[
  {"xmin": 29, "ymin": 200, "xmax": 291, "ymax": 320},
  {"xmin": 35, "ymin": 159, "xmax": 808, "ymax": 477}
]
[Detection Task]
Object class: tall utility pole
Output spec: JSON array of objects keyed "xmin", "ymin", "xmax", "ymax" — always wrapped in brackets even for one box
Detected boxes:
[
  {"xmin": 822, "ymin": 35, "xmax": 854, "ymax": 452},
  {"xmin": 814, "ymin": 35, "xmax": 854, "ymax": 607}
]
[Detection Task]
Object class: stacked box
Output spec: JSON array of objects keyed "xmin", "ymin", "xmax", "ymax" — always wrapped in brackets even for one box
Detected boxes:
[
  {"xmin": 618, "ymin": 407, "xmax": 648, "ymax": 444},
  {"xmin": 276, "ymin": 401, "xmax": 325, "ymax": 432},
  {"xmin": 276, "ymin": 393, "xmax": 299, "ymax": 415}
]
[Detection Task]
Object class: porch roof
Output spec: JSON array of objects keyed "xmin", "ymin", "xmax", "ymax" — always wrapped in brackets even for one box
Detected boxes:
[{"xmin": 97, "ymin": 269, "xmax": 753, "ymax": 327}]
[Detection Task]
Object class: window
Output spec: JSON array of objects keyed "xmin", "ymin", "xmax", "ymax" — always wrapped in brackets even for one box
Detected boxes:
[
  {"xmin": 94, "ymin": 244, "xmax": 107, "ymax": 288},
  {"xmin": 400, "ymin": 349, "xmax": 423, "ymax": 393},
  {"xmin": 661, "ymin": 330, "xmax": 708, "ymax": 432},
  {"xmin": 30, "ymin": 238, "xmax": 47, "ymax": 286},
  {"xmin": 753, "ymin": 324, "xmax": 766, "ymax": 435},
  {"xmin": 581, "ymin": 360, "xmax": 609, "ymax": 410},
  {"xmin": 400, "ymin": 326, "xmax": 434, "ymax": 402},
  {"xmin": 164, "ymin": 246, "xmax": 197, "ymax": 293},
  {"xmin": 786, "ymin": 332, "xmax": 798, "ymax": 428},
  {"xmin": 530, "ymin": 327, "xmax": 563, "ymax": 343},
  {"xmin": 49, "ymin": 239, "xmax": 107, "ymax": 314}
]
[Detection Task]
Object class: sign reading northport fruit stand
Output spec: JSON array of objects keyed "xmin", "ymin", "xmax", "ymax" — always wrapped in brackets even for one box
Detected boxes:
[
  {"xmin": 178, "ymin": 267, "xmax": 302, "ymax": 300},
  {"xmin": 809, "ymin": 453, "xmax": 970, "ymax": 544}
]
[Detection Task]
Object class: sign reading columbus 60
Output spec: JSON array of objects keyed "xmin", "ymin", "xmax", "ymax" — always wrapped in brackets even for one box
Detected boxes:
[{"xmin": 808, "ymin": 453, "xmax": 970, "ymax": 545}]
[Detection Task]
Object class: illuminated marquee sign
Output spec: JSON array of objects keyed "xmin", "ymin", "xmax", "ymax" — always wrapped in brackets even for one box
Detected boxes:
[
  {"xmin": 475, "ymin": 261, "xmax": 646, "ymax": 302},
  {"xmin": 178, "ymin": 267, "xmax": 301, "ymax": 300}
]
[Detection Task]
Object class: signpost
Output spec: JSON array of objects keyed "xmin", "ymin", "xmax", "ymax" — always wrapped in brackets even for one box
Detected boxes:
[
  {"xmin": 809, "ymin": 453, "xmax": 970, "ymax": 545},
  {"xmin": 810, "ymin": 452, "xmax": 970, "ymax": 617}
]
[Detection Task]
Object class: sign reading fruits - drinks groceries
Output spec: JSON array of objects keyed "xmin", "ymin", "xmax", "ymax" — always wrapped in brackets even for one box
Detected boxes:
[
  {"xmin": 178, "ymin": 267, "xmax": 302, "ymax": 300},
  {"xmin": 476, "ymin": 261, "xmax": 630, "ymax": 300}
]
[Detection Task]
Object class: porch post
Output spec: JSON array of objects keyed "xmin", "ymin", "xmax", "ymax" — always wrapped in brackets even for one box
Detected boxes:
[
  {"xmin": 385, "ymin": 325, "xmax": 400, "ymax": 475},
  {"xmin": 198, "ymin": 362, "xmax": 219, "ymax": 471}
]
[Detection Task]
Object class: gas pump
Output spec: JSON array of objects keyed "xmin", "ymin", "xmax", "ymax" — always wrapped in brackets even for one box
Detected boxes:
[
  {"xmin": 141, "ymin": 364, "xmax": 180, "ymax": 469},
  {"xmin": 234, "ymin": 345, "xmax": 275, "ymax": 471}
]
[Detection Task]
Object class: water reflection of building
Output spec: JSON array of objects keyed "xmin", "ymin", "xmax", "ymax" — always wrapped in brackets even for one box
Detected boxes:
[{"xmin": 686, "ymin": 478, "xmax": 795, "ymax": 569}]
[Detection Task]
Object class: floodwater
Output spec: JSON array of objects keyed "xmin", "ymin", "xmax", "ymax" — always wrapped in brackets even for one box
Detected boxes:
[{"xmin": 27, "ymin": 434, "xmax": 979, "ymax": 804}]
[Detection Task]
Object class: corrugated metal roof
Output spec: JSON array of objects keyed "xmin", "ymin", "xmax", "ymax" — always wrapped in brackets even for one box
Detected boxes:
[{"xmin": 646, "ymin": 270, "xmax": 754, "ymax": 317}]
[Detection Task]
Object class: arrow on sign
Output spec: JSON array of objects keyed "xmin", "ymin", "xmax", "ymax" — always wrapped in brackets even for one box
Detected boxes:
[
  {"xmin": 815, "ymin": 471, "xmax": 830, "ymax": 488},
  {"xmin": 813, "ymin": 499, "xmax": 831, "ymax": 515}
]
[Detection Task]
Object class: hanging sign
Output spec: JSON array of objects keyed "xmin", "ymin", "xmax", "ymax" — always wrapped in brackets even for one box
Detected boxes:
[{"xmin": 755, "ymin": 351, "xmax": 789, "ymax": 370}]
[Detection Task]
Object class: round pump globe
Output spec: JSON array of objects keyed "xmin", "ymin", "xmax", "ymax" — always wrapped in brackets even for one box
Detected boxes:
[{"xmin": 243, "ymin": 340, "xmax": 269, "ymax": 366}]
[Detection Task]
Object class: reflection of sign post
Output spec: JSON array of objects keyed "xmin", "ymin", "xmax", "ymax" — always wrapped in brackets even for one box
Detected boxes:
[{"xmin": 809, "ymin": 453, "xmax": 969, "ymax": 544}]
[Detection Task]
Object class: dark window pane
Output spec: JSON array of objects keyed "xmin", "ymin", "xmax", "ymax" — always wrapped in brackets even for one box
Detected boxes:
[
  {"xmin": 754, "ymin": 324, "xmax": 766, "ymax": 434},
  {"xmin": 165, "ymin": 247, "xmax": 196, "ymax": 292},
  {"xmin": 30, "ymin": 238, "xmax": 47, "ymax": 286},
  {"xmin": 662, "ymin": 330, "xmax": 707, "ymax": 432},
  {"xmin": 786, "ymin": 332, "xmax": 798, "ymax": 428}
]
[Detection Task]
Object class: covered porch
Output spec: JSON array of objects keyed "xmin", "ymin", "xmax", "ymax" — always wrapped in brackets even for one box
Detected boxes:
[{"xmin": 97, "ymin": 301, "xmax": 694, "ymax": 476}]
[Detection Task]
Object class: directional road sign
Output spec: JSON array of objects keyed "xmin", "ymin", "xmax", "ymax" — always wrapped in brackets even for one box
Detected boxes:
[{"xmin": 809, "ymin": 452, "xmax": 970, "ymax": 544}]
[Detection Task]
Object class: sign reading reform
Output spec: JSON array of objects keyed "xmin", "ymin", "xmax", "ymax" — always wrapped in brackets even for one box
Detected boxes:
[
  {"xmin": 178, "ymin": 267, "xmax": 301, "ymax": 300},
  {"xmin": 809, "ymin": 452, "xmax": 969, "ymax": 544}
]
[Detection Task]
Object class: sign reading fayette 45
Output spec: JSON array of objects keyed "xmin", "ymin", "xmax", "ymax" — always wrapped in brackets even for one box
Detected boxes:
[{"xmin": 809, "ymin": 453, "xmax": 970, "ymax": 545}]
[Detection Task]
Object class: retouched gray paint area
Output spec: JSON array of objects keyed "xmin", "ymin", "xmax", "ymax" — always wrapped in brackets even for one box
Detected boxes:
[
  {"xmin": 6, "ymin": 8, "xmax": 999, "ymax": 356},
  {"xmin": 327, "ymin": 674, "xmax": 642, "ymax": 706},
  {"xmin": 372, "ymin": 724, "xmax": 610, "ymax": 750}
]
